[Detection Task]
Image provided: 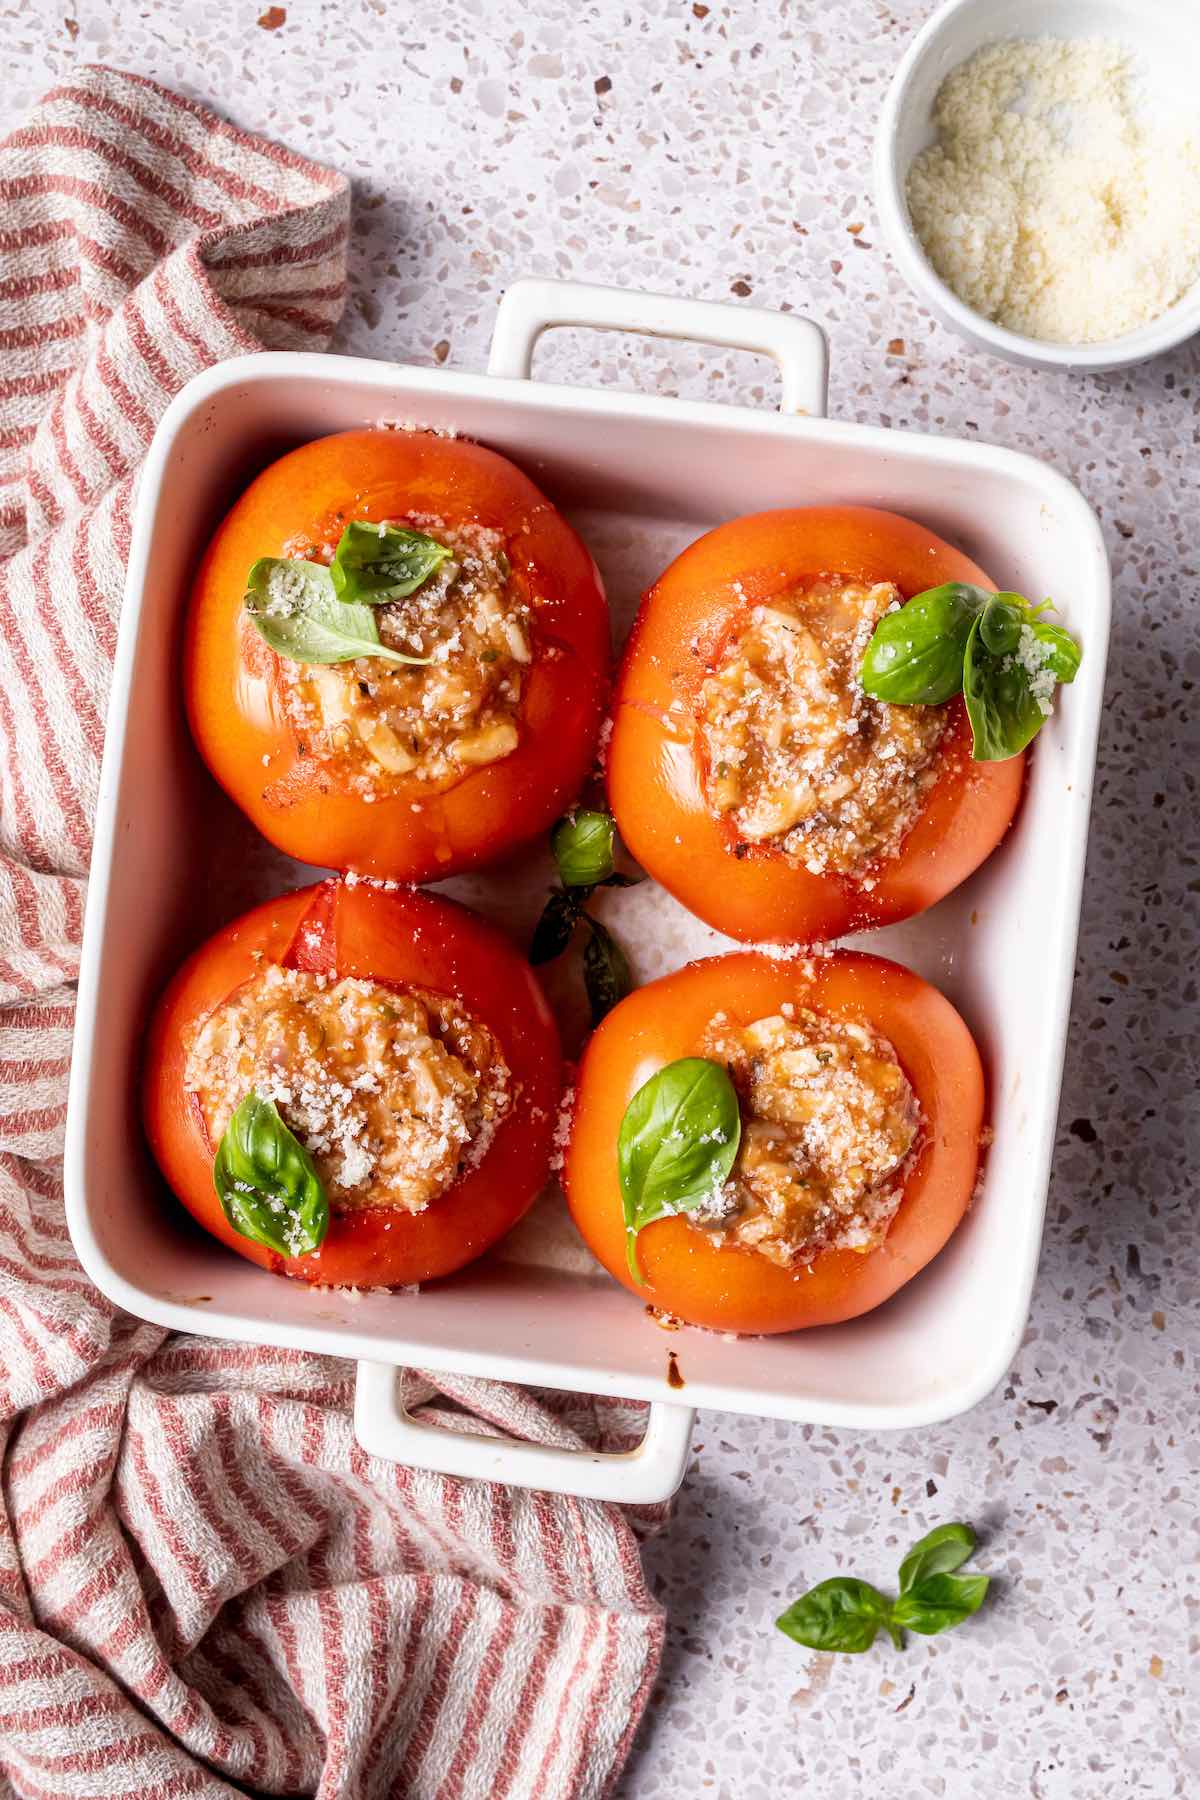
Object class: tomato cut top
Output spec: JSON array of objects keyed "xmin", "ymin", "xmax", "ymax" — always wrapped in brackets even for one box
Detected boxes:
[
  {"xmin": 607, "ymin": 506, "xmax": 1025, "ymax": 943},
  {"xmin": 144, "ymin": 879, "xmax": 562, "ymax": 1288},
  {"xmin": 186, "ymin": 429, "xmax": 609, "ymax": 882},
  {"xmin": 564, "ymin": 950, "xmax": 984, "ymax": 1335}
]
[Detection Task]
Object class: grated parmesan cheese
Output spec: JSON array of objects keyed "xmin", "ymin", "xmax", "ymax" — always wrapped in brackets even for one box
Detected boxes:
[
  {"xmin": 693, "ymin": 1007, "xmax": 919, "ymax": 1268},
  {"xmin": 1013, "ymin": 623, "xmax": 1058, "ymax": 715},
  {"xmin": 185, "ymin": 968, "xmax": 510, "ymax": 1216},
  {"xmin": 906, "ymin": 38, "xmax": 1200, "ymax": 344}
]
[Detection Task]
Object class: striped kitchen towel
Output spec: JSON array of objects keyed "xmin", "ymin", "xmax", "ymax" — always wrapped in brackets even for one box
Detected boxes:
[{"xmin": 0, "ymin": 66, "xmax": 663, "ymax": 1800}]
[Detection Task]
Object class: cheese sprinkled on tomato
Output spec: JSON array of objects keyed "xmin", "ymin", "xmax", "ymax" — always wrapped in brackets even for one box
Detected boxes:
[{"xmin": 185, "ymin": 965, "xmax": 510, "ymax": 1213}]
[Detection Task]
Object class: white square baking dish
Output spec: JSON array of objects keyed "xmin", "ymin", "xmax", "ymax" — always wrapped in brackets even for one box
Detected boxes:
[{"xmin": 64, "ymin": 279, "xmax": 1110, "ymax": 1503}]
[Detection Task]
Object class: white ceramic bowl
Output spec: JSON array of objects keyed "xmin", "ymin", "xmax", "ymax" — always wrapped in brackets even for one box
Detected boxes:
[
  {"xmin": 873, "ymin": 0, "xmax": 1200, "ymax": 371},
  {"xmin": 64, "ymin": 279, "xmax": 1110, "ymax": 1503}
]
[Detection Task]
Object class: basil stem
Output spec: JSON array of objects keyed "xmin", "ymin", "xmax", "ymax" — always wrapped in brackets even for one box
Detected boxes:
[
  {"xmin": 859, "ymin": 581, "xmax": 1082, "ymax": 762},
  {"xmin": 530, "ymin": 809, "xmax": 638, "ymax": 1024},
  {"xmin": 617, "ymin": 1058, "xmax": 741, "ymax": 1283},
  {"xmin": 245, "ymin": 558, "xmax": 432, "ymax": 669},
  {"xmin": 776, "ymin": 1521, "xmax": 990, "ymax": 1655},
  {"xmin": 330, "ymin": 521, "xmax": 451, "ymax": 604},
  {"xmin": 552, "ymin": 809, "xmax": 616, "ymax": 888},
  {"xmin": 213, "ymin": 1093, "xmax": 328, "ymax": 1259}
]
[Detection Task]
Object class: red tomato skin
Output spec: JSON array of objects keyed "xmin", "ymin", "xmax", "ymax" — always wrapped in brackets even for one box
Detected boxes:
[
  {"xmin": 564, "ymin": 950, "xmax": 984, "ymax": 1335},
  {"xmin": 608, "ymin": 506, "xmax": 1025, "ymax": 943},
  {"xmin": 185, "ymin": 429, "xmax": 610, "ymax": 881},
  {"xmin": 144, "ymin": 880, "xmax": 563, "ymax": 1288}
]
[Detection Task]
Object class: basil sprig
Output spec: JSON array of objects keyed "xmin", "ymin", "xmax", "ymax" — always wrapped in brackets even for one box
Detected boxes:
[
  {"xmin": 213, "ymin": 1093, "xmax": 328, "ymax": 1259},
  {"xmin": 617, "ymin": 1058, "xmax": 741, "ymax": 1282},
  {"xmin": 777, "ymin": 1522, "xmax": 990, "ymax": 1655},
  {"xmin": 244, "ymin": 519, "xmax": 451, "ymax": 669},
  {"xmin": 530, "ymin": 809, "xmax": 638, "ymax": 1026},
  {"xmin": 330, "ymin": 521, "xmax": 450, "ymax": 604},
  {"xmin": 860, "ymin": 582, "xmax": 1081, "ymax": 761},
  {"xmin": 245, "ymin": 557, "xmax": 431, "ymax": 669}
]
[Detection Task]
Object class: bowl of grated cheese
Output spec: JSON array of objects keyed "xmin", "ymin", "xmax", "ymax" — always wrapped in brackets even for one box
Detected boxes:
[{"xmin": 873, "ymin": 0, "xmax": 1200, "ymax": 370}]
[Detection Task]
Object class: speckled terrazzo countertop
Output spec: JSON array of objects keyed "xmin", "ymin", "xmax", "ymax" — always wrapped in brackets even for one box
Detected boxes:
[{"xmin": 3, "ymin": 1, "xmax": 1196, "ymax": 1793}]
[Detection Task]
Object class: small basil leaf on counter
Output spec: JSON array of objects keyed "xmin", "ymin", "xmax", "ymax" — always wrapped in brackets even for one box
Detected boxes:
[
  {"xmin": 1028, "ymin": 619, "xmax": 1082, "ymax": 683},
  {"xmin": 582, "ymin": 916, "xmax": 632, "ymax": 1027},
  {"xmin": 529, "ymin": 887, "xmax": 585, "ymax": 966},
  {"xmin": 898, "ymin": 1521, "xmax": 976, "ymax": 1593},
  {"xmin": 245, "ymin": 558, "xmax": 432, "ymax": 669},
  {"xmin": 330, "ymin": 521, "xmax": 451, "ymax": 603},
  {"xmin": 978, "ymin": 594, "xmax": 1024, "ymax": 656},
  {"xmin": 859, "ymin": 582, "xmax": 986, "ymax": 705},
  {"xmin": 891, "ymin": 1571, "xmax": 990, "ymax": 1636},
  {"xmin": 963, "ymin": 615, "xmax": 1047, "ymax": 761},
  {"xmin": 551, "ymin": 809, "xmax": 616, "ymax": 889},
  {"xmin": 213, "ymin": 1093, "xmax": 328, "ymax": 1258},
  {"xmin": 617, "ymin": 1057, "xmax": 741, "ymax": 1283},
  {"xmin": 776, "ymin": 1579, "xmax": 896, "ymax": 1654}
]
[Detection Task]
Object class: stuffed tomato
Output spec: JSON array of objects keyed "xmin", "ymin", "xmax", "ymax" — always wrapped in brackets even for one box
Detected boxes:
[
  {"xmin": 607, "ymin": 506, "xmax": 1025, "ymax": 942},
  {"xmin": 186, "ymin": 428, "xmax": 609, "ymax": 881},
  {"xmin": 144, "ymin": 879, "xmax": 562, "ymax": 1288},
  {"xmin": 564, "ymin": 949, "xmax": 984, "ymax": 1335}
]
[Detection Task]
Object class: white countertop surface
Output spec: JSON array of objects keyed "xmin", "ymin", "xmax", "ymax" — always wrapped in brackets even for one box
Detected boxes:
[{"xmin": 3, "ymin": 1, "xmax": 1195, "ymax": 1794}]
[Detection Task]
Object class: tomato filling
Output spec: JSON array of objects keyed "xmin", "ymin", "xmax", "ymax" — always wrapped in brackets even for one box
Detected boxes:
[
  {"xmin": 184, "ymin": 965, "xmax": 510, "ymax": 1213},
  {"xmin": 278, "ymin": 518, "xmax": 529, "ymax": 793},
  {"xmin": 693, "ymin": 1004, "xmax": 919, "ymax": 1266},
  {"xmin": 697, "ymin": 576, "xmax": 947, "ymax": 878}
]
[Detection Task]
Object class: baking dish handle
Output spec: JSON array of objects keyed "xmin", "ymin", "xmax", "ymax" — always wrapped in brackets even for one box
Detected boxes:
[
  {"xmin": 354, "ymin": 1360, "xmax": 694, "ymax": 1504},
  {"xmin": 489, "ymin": 276, "xmax": 828, "ymax": 417}
]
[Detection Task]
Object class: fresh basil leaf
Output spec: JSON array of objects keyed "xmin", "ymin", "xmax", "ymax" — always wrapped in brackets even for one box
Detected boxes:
[
  {"xmin": 776, "ymin": 1579, "xmax": 896, "ymax": 1654},
  {"xmin": 1029, "ymin": 619, "xmax": 1081, "ymax": 683},
  {"xmin": 552, "ymin": 809, "xmax": 616, "ymax": 889},
  {"xmin": 963, "ymin": 615, "xmax": 1046, "ymax": 761},
  {"xmin": 213, "ymin": 1093, "xmax": 328, "ymax": 1259},
  {"xmin": 891, "ymin": 1571, "xmax": 990, "ymax": 1636},
  {"xmin": 617, "ymin": 1058, "xmax": 741, "ymax": 1283},
  {"xmin": 582, "ymin": 916, "xmax": 631, "ymax": 1027},
  {"xmin": 330, "ymin": 521, "xmax": 451, "ymax": 604},
  {"xmin": 245, "ymin": 558, "xmax": 431, "ymax": 669},
  {"xmin": 898, "ymin": 1522, "xmax": 976, "ymax": 1593},
  {"xmin": 859, "ymin": 582, "xmax": 986, "ymax": 705},
  {"xmin": 978, "ymin": 594, "xmax": 1024, "ymax": 656},
  {"xmin": 862, "ymin": 580, "xmax": 1082, "ymax": 761},
  {"xmin": 529, "ymin": 887, "xmax": 585, "ymax": 965}
]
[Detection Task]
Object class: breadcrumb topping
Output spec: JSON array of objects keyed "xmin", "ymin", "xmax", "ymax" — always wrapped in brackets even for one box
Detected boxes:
[
  {"xmin": 185, "ymin": 966, "xmax": 509, "ymax": 1214},
  {"xmin": 276, "ymin": 517, "xmax": 529, "ymax": 794},
  {"xmin": 697, "ymin": 576, "xmax": 947, "ymax": 876},
  {"xmin": 694, "ymin": 1006, "xmax": 919, "ymax": 1267}
]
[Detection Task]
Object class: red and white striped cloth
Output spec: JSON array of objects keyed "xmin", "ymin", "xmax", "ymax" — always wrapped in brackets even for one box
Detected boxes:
[{"xmin": 0, "ymin": 67, "xmax": 663, "ymax": 1800}]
